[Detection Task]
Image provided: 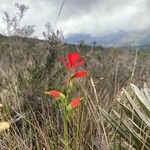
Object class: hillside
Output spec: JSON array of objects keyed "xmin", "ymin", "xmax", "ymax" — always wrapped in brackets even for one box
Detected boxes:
[
  {"xmin": 0, "ymin": 34, "xmax": 150, "ymax": 149},
  {"xmin": 0, "ymin": 0, "xmax": 150, "ymax": 149}
]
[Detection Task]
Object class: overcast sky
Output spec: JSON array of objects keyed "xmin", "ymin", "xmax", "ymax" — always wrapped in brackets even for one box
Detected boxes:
[{"xmin": 0, "ymin": 0, "xmax": 150, "ymax": 38}]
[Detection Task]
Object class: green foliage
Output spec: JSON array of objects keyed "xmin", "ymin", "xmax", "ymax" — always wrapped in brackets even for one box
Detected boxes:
[{"xmin": 100, "ymin": 84, "xmax": 150, "ymax": 150}]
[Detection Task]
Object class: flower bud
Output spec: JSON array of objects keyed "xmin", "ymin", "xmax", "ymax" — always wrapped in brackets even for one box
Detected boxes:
[
  {"xmin": 72, "ymin": 71, "xmax": 88, "ymax": 79},
  {"xmin": 45, "ymin": 90, "xmax": 65, "ymax": 100},
  {"xmin": 67, "ymin": 98, "xmax": 81, "ymax": 111}
]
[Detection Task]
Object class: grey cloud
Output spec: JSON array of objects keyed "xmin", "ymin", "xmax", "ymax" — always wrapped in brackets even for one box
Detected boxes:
[
  {"xmin": 0, "ymin": 0, "xmax": 150, "ymax": 39},
  {"xmin": 56, "ymin": 0, "xmax": 150, "ymax": 36}
]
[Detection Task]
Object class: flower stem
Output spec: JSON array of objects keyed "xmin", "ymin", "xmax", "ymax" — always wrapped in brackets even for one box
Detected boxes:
[
  {"xmin": 63, "ymin": 77, "xmax": 73, "ymax": 150},
  {"xmin": 64, "ymin": 108, "xmax": 69, "ymax": 150},
  {"xmin": 63, "ymin": 88, "xmax": 70, "ymax": 150}
]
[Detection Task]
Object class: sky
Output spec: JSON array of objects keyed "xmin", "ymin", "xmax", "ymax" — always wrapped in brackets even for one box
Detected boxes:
[{"xmin": 0, "ymin": 0, "xmax": 150, "ymax": 39}]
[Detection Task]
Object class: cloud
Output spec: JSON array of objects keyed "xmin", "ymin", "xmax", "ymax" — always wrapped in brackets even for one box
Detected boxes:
[
  {"xmin": 56, "ymin": 0, "xmax": 150, "ymax": 36},
  {"xmin": 0, "ymin": 0, "xmax": 150, "ymax": 38}
]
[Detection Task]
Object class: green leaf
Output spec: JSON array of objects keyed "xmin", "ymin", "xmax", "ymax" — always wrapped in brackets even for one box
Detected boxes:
[
  {"xmin": 131, "ymin": 84, "xmax": 150, "ymax": 118},
  {"xmin": 100, "ymin": 107, "xmax": 150, "ymax": 150},
  {"xmin": 123, "ymin": 89, "xmax": 150, "ymax": 128}
]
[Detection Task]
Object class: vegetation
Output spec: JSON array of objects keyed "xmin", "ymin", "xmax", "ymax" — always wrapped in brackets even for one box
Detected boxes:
[{"xmin": 0, "ymin": 3, "xmax": 150, "ymax": 150}]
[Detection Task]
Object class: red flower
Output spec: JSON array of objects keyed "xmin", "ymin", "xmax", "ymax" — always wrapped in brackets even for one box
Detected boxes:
[
  {"xmin": 61, "ymin": 51, "xmax": 86, "ymax": 70},
  {"xmin": 73, "ymin": 71, "xmax": 88, "ymax": 78},
  {"xmin": 45, "ymin": 90, "xmax": 65, "ymax": 100},
  {"xmin": 69, "ymin": 98, "xmax": 81, "ymax": 108}
]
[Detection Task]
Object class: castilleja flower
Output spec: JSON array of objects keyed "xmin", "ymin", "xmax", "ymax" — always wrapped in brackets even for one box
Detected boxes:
[
  {"xmin": 45, "ymin": 90, "xmax": 65, "ymax": 100},
  {"xmin": 72, "ymin": 71, "xmax": 88, "ymax": 78},
  {"xmin": 67, "ymin": 98, "xmax": 81, "ymax": 111},
  {"xmin": 61, "ymin": 51, "xmax": 86, "ymax": 70}
]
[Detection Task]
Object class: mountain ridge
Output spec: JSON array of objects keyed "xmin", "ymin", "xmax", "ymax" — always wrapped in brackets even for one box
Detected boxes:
[{"xmin": 64, "ymin": 31, "xmax": 150, "ymax": 47}]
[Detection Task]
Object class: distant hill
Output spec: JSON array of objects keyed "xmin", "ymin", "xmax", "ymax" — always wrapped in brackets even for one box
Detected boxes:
[
  {"xmin": 64, "ymin": 31, "xmax": 150, "ymax": 48},
  {"xmin": 0, "ymin": 33, "xmax": 149, "ymax": 53},
  {"xmin": 64, "ymin": 31, "xmax": 127, "ymax": 47}
]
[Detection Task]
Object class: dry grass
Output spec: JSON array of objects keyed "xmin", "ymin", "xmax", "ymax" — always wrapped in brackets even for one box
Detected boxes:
[
  {"xmin": 0, "ymin": 2, "xmax": 150, "ymax": 149},
  {"xmin": 0, "ymin": 35, "xmax": 150, "ymax": 150}
]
